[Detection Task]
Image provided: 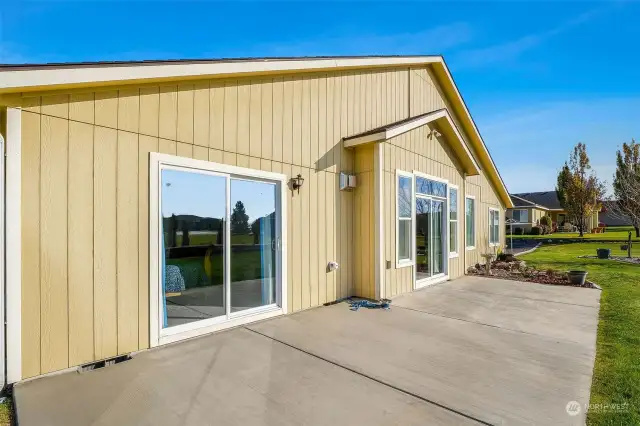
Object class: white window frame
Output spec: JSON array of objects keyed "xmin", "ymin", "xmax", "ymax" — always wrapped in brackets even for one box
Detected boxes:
[
  {"xmin": 465, "ymin": 195, "xmax": 476, "ymax": 250},
  {"xmin": 511, "ymin": 208, "xmax": 529, "ymax": 224},
  {"xmin": 396, "ymin": 170, "xmax": 414, "ymax": 268},
  {"xmin": 149, "ymin": 152, "xmax": 288, "ymax": 347},
  {"xmin": 412, "ymin": 170, "xmax": 450, "ymax": 287},
  {"xmin": 448, "ymin": 185, "xmax": 459, "ymax": 258},
  {"xmin": 489, "ymin": 207, "xmax": 500, "ymax": 247}
]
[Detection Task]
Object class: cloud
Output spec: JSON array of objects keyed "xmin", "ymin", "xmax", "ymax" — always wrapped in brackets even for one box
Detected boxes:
[
  {"xmin": 452, "ymin": 7, "xmax": 604, "ymax": 68},
  {"xmin": 475, "ymin": 97, "xmax": 640, "ymax": 194},
  {"xmin": 244, "ymin": 22, "xmax": 473, "ymax": 57}
]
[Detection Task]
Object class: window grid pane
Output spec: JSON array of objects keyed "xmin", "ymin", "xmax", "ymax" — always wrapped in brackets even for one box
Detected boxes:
[{"xmin": 465, "ymin": 198, "xmax": 475, "ymax": 247}]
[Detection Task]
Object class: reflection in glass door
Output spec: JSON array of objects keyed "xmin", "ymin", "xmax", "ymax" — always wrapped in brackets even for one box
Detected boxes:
[
  {"xmin": 415, "ymin": 196, "xmax": 446, "ymax": 283},
  {"xmin": 230, "ymin": 179, "xmax": 277, "ymax": 313},
  {"xmin": 160, "ymin": 167, "xmax": 281, "ymax": 331},
  {"xmin": 161, "ymin": 169, "xmax": 227, "ymax": 327}
]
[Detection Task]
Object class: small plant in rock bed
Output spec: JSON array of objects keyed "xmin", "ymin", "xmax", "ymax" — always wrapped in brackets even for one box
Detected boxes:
[{"xmin": 540, "ymin": 216, "xmax": 553, "ymax": 234}]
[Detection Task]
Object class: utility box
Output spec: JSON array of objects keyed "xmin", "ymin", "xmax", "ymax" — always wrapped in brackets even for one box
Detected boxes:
[{"xmin": 339, "ymin": 173, "xmax": 356, "ymax": 191}]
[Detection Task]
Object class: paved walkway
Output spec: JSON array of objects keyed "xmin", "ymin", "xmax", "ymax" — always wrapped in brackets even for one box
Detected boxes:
[{"xmin": 14, "ymin": 276, "xmax": 600, "ymax": 426}]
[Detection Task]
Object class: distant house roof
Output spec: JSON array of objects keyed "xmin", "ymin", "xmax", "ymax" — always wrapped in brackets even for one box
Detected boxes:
[{"xmin": 510, "ymin": 191, "xmax": 564, "ymax": 210}]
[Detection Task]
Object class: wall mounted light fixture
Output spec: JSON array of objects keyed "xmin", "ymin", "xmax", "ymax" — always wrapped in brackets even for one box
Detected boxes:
[{"xmin": 290, "ymin": 174, "xmax": 305, "ymax": 193}]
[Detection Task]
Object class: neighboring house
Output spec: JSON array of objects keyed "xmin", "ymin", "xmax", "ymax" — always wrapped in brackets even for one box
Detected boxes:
[
  {"xmin": 507, "ymin": 191, "xmax": 600, "ymax": 233},
  {"xmin": 600, "ymin": 200, "xmax": 633, "ymax": 227},
  {"xmin": 0, "ymin": 55, "xmax": 512, "ymax": 384}
]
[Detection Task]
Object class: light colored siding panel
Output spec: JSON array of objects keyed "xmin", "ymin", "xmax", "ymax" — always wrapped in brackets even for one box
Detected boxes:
[
  {"xmin": 261, "ymin": 80, "xmax": 273, "ymax": 160},
  {"xmin": 309, "ymin": 171, "xmax": 318, "ymax": 307},
  {"xmin": 21, "ymin": 111, "xmax": 41, "ymax": 378},
  {"xmin": 325, "ymin": 172, "xmax": 335, "ymax": 302},
  {"xmin": 301, "ymin": 167, "xmax": 311, "ymax": 309},
  {"xmin": 237, "ymin": 154, "xmax": 250, "ymax": 168},
  {"xmin": 249, "ymin": 81, "xmax": 262, "ymax": 158},
  {"xmin": 249, "ymin": 155, "xmax": 260, "ymax": 170},
  {"xmin": 68, "ymin": 121, "xmax": 94, "ymax": 366},
  {"xmin": 69, "ymin": 93, "xmax": 95, "ymax": 124},
  {"xmin": 223, "ymin": 151, "xmax": 237, "ymax": 166},
  {"xmin": 237, "ymin": 82, "xmax": 250, "ymax": 156},
  {"xmin": 193, "ymin": 81, "xmax": 210, "ymax": 147},
  {"xmin": 310, "ymin": 78, "xmax": 319, "ymax": 169},
  {"xmin": 292, "ymin": 78, "xmax": 302, "ymax": 166},
  {"xmin": 223, "ymin": 82, "xmax": 238, "ymax": 153},
  {"xmin": 41, "ymin": 94, "xmax": 69, "ymax": 119},
  {"xmin": 159, "ymin": 86, "xmax": 178, "ymax": 141},
  {"xmin": 272, "ymin": 77, "xmax": 284, "ymax": 162},
  {"xmin": 317, "ymin": 76, "xmax": 327, "ymax": 170},
  {"xmin": 291, "ymin": 165, "xmax": 302, "ymax": 312},
  {"xmin": 209, "ymin": 81, "xmax": 224, "ymax": 150},
  {"xmin": 282, "ymin": 77, "xmax": 293, "ymax": 165},
  {"xmin": 324, "ymin": 76, "xmax": 334, "ymax": 171},
  {"xmin": 118, "ymin": 88, "xmax": 140, "ymax": 133},
  {"xmin": 95, "ymin": 91, "xmax": 118, "ymax": 129},
  {"xmin": 317, "ymin": 172, "xmax": 327, "ymax": 305},
  {"xmin": 159, "ymin": 138, "xmax": 177, "ymax": 155},
  {"xmin": 177, "ymin": 84, "xmax": 194, "ymax": 144},
  {"xmin": 139, "ymin": 87, "xmax": 160, "ymax": 137},
  {"xmin": 177, "ymin": 141, "xmax": 193, "ymax": 158},
  {"xmin": 117, "ymin": 131, "xmax": 139, "ymax": 354},
  {"xmin": 94, "ymin": 126, "xmax": 118, "ymax": 360},
  {"xmin": 301, "ymin": 77, "xmax": 311, "ymax": 168},
  {"xmin": 193, "ymin": 145, "xmax": 208, "ymax": 161},
  {"xmin": 260, "ymin": 158, "xmax": 272, "ymax": 172},
  {"xmin": 209, "ymin": 148, "xmax": 223, "ymax": 163},
  {"xmin": 21, "ymin": 96, "xmax": 41, "ymax": 113},
  {"xmin": 138, "ymin": 135, "xmax": 158, "ymax": 350},
  {"xmin": 40, "ymin": 115, "xmax": 69, "ymax": 373},
  {"xmin": 281, "ymin": 164, "xmax": 294, "ymax": 312}
]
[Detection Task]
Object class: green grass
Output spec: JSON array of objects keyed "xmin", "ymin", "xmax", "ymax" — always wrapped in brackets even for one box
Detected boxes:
[
  {"xmin": 167, "ymin": 250, "xmax": 266, "ymax": 288},
  {"xmin": 167, "ymin": 233, "xmax": 255, "ymax": 247},
  {"xmin": 520, "ymin": 243, "xmax": 640, "ymax": 425},
  {"xmin": 0, "ymin": 397, "xmax": 12, "ymax": 426},
  {"xmin": 513, "ymin": 226, "xmax": 639, "ymax": 241}
]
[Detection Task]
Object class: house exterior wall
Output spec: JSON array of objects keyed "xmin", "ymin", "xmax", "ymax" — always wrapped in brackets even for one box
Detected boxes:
[
  {"xmin": 15, "ymin": 64, "xmax": 508, "ymax": 379},
  {"xmin": 17, "ymin": 67, "xmax": 415, "ymax": 378},
  {"xmin": 353, "ymin": 144, "xmax": 375, "ymax": 299}
]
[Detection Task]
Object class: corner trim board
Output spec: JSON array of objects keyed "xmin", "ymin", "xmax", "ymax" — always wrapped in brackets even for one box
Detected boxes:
[{"xmin": 6, "ymin": 107, "xmax": 21, "ymax": 383}]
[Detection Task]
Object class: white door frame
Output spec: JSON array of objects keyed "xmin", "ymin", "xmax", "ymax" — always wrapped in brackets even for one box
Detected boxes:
[
  {"xmin": 413, "ymin": 171, "xmax": 449, "ymax": 289},
  {"xmin": 149, "ymin": 153, "xmax": 288, "ymax": 347}
]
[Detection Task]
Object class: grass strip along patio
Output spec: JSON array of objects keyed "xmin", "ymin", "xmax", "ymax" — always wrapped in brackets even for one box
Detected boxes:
[{"xmin": 520, "ymin": 243, "xmax": 639, "ymax": 425}]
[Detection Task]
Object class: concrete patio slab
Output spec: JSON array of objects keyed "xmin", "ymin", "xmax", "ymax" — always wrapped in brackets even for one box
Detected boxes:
[
  {"xmin": 14, "ymin": 327, "xmax": 473, "ymax": 426},
  {"xmin": 14, "ymin": 276, "xmax": 600, "ymax": 426}
]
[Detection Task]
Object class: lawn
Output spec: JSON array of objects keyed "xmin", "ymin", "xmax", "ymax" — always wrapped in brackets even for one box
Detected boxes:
[
  {"xmin": 0, "ymin": 397, "xmax": 12, "ymax": 426},
  {"xmin": 520, "ymin": 243, "xmax": 639, "ymax": 425},
  {"xmin": 513, "ymin": 226, "xmax": 639, "ymax": 242}
]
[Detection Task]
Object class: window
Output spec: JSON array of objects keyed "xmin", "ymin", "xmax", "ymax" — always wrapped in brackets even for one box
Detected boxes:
[
  {"xmin": 489, "ymin": 208, "xmax": 500, "ymax": 246},
  {"xmin": 416, "ymin": 176, "xmax": 447, "ymax": 198},
  {"xmin": 449, "ymin": 186, "xmax": 458, "ymax": 256},
  {"xmin": 465, "ymin": 196, "xmax": 475, "ymax": 249},
  {"xmin": 397, "ymin": 172, "xmax": 413, "ymax": 266},
  {"xmin": 511, "ymin": 209, "xmax": 529, "ymax": 223}
]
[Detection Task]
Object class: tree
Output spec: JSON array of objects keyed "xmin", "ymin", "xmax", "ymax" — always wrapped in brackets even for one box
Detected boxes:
[
  {"xmin": 556, "ymin": 143, "xmax": 606, "ymax": 237},
  {"xmin": 230, "ymin": 201, "xmax": 250, "ymax": 235},
  {"xmin": 612, "ymin": 139, "xmax": 640, "ymax": 237}
]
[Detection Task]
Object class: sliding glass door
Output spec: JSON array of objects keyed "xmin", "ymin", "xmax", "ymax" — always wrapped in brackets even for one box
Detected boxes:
[
  {"xmin": 415, "ymin": 175, "xmax": 448, "ymax": 285},
  {"xmin": 158, "ymin": 162, "xmax": 284, "ymax": 336}
]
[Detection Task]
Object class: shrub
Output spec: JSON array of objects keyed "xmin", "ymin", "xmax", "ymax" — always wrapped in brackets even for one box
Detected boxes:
[
  {"xmin": 540, "ymin": 215, "xmax": 552, "ymax": 227},
  {"xmin": 514, "ymin": 227, "xmax": 524, "ymax": 235},
  {"xmin": 530, "ymin": 226, "xmax": 543, "ymax": 235}
]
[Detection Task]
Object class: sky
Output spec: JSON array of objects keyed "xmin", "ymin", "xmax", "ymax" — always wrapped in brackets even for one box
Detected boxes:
[
  {"xmin": 162, "ymin": 169, "xmax": 275, "ymax": 221},
  {"xmin": 2, "ymin": 1, "xmax": 639, "ymax": 194}
]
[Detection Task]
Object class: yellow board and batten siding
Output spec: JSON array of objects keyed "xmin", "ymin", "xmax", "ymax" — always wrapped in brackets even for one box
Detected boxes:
[
  {"xmin": 18, "ymin": 67, "xmax": 415, "ymax": 378},
  {"xmin": 17, "ymin": 65, "xmax": 506, "ymax": 378}
]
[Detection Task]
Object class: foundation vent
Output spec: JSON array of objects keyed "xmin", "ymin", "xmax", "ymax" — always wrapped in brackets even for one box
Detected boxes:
[{"xmin": 79, "ymin": 355, "xmax": 132, "ymax": 373}]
